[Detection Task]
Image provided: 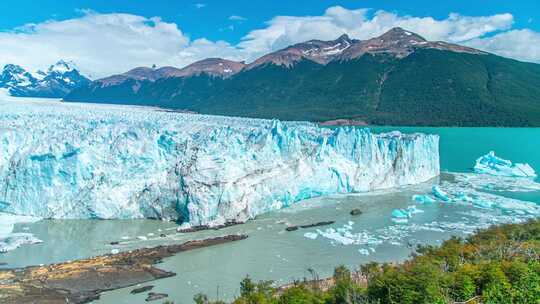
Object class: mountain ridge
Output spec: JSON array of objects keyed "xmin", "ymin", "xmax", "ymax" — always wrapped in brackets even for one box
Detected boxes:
[
  {"xmin": 0, "ymin": 60, "xmax": 91, "ymax": 98},
  {"xmin": 64, "ymin": 27, "xmax": 540, "ymax": 127}
]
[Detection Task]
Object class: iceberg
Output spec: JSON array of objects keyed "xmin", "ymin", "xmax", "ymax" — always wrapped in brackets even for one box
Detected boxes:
[
  {"xmin": 412, "ymin": 194, "xmax": 435, "ymax": 204},
  {"xmin": 0, "ymin": 99, "xmax": 440, "ymax": 226},
  {"xmin": 432, "ymin": 185, "xmax": 451, "ymax": 202},
  {"xmin": 474, "ymin": 151, "xmax": 536, "ymax": 178},
  {"xmin": 391, "ymin": 209, "xmax": 409, "ymax": 219},
  {"xmin": 391, "ymin": 205, "xmax": 423, "ymax": 223}
]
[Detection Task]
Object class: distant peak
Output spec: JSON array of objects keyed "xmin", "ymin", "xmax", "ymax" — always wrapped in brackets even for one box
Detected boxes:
[
  {"xmin": 48, "ymin": 60, "xmax": 78, "ymax": 73},
  {"xmin": 380, "ymin": 27, "xmax": 426, "ymax": 41},
  {"xmin": 192, "ymin": 58, "xmax": 243, "ymax": 65},
  {"xmin": 387, "ymin": 27, "xmax": 407, "ymax": 32},
  {"xmin": 2, "ymin": 64, "xmax": 26, "ymax": 74},
  {"xmin": 336, "ymin": 33, "xmax": 351, "ymax": 41}
]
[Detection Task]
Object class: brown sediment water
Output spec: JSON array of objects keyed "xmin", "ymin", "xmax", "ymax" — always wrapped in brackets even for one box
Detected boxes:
[{"xmin": 0, "ymin": 235, "xmax": 247, "ymax": 304}]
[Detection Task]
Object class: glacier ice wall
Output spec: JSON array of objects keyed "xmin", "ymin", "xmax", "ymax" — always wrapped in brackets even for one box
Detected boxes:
[{"xmin": 0, "ymin": 99, "xmax": 440, "ymax": 225}]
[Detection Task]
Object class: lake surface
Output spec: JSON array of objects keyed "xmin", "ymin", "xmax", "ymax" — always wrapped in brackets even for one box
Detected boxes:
[{"xmin": 1, "ymin": 123, "xmax": 539, "ymax": 304}]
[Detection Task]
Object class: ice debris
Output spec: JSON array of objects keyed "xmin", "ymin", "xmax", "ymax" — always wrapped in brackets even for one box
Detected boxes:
[
  {"xmin": 474, "ymin": 151, "xmax": 536, "ymax": 178},
  {"xmin": 432, "ymin": 185, "xmax": 451, "ymax": 202},
  {"xmin": 453, "ymin": 173, "xmax": 540, "ymax": 192},
  {"xmin": 305, "ymin": 221, "xmax": 383, "ymax": 247},
  {"xmin": 358, "ymin": 249, "xmax": 370, "ymax": 255},
  {"xmin": 0, "ymin": 213, "xmax": 42, "ymax": 253},
  {"xmin": 391, "ymin": 205, "xmax": 424, "ymax": 223},
  {"xmin": 412, "ymin": 194, "xmax": 435, "ymax": 204},
  {"xmin": 303, "ymin": 232, "xmax": 318, "ymax": 240},
  {"xmin": 421, "ymin": 175, "xmax": 540, "ymax": 216},
  {"xmin": 0, "ymin": 99, "xmax": 440, "ymax": 226}
]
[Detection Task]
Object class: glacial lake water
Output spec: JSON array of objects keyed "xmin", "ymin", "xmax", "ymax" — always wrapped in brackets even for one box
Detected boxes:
[{"xmin": 1, "ymin": 119, "xmax": 540, "ymax": 303}]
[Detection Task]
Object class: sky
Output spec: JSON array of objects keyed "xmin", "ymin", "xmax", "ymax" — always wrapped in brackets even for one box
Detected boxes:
[{"xmin": 0, "ymin": 0, "xmax": 539, "ymax": 78}]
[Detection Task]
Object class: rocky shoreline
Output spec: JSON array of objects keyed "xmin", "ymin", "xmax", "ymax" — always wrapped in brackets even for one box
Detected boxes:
[{"xmin": 0, "ymin": 234, "xmax": 247, "ymax": 304}]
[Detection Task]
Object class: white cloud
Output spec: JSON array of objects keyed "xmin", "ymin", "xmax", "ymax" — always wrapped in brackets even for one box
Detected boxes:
[
  {"xmin": 171, "ymin": 38, "xmax": 244, "ymax": 65},
  {"xmin": 237, "ymin": 7, "xmax": 515, "ymax": 54},
  {"xmin": 194, "ymin": 3, "xmax": 206, "ymax": 9},
  {"xmin": 466, "ymin": 29, "xmax": 540, "ymax": 63},
  {"xmin": 0, "ymin": 12, "xmax": 191, "ymax": 78},
  {"xmin": 0, "ymin": 6, "xmax": 538, "ymax": 79},
  {"xmin": 229, "ymin": 15, "xmax": 247, "ymax": 21}
]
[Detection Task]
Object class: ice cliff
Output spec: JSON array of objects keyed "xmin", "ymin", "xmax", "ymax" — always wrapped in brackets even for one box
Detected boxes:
[{"xmin": 0, "ymin": 99, "xmax": 440, "ymax": 226}]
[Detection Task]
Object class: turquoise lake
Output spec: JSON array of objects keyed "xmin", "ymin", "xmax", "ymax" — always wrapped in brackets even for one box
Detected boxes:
[
  {"xmin": 373, "ymin": 127, "xmax": 540, "ymax": 177},
  {"xmin": 1, "ymin": 126, "xmax": 539, "ymax": 304}
]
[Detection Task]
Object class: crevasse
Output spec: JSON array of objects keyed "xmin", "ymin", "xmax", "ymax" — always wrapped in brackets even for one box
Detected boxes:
[{"xmin": 0, "ymin": 100, "xmax": 440, "ymax": 226}]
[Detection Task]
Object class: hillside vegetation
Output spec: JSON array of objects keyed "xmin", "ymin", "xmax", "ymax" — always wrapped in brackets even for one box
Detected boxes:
[
  {"xmin": 190, "ymin": 220, "xmax": 540, "ymax": 304},
  {"xmin": 65, "ymin": 49, "xmax": 540, "ymax": 126}
]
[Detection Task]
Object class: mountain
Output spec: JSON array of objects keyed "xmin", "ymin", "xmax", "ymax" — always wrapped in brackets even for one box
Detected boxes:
[
  {"xmin": 64, "ymin": 28, "xmax": 540, "ymax": 127},
  {"xmin": 95, "ymin": 58, "xmax": 245, "ymax": 86},
  {"xmin": 0, "ymin": 60, "xmax": 91, "ymax": 98}
]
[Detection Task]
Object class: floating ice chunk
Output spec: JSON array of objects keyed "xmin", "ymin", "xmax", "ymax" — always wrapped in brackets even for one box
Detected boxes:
[
  {"xmin": 317, "ymin": 228, "xmax": 356, "ymax": 245},
  {"xmin": 303, "ymin": 232, "xmax": 318, "ymax": 240},
  {"xmin": 455, "ymin": 193, "xmax": 474, "ymax": 203},
  {"xmin": 432, "ymin": 185, "xmax": 451, "ymax": 202},
  {"xmin": 436, "ymin": 177, "xmax": 540, "ymax": 216},
  {"xmin": 406, "ymin": 205, "xmax": 424, "ymax": 214},
  {"xmin": 0, "ymin": 213, "xmax": 42, "ymax": 253},
  {"xmin": 413, "ymin": 194, "xmax": 435, "ymax": 204},
  {"xmin": 472, "ymin": 199, "xmax": 494, "ymax": 209},
  {"xmin": 358, "ymin": 248, "xmax": 370, "ymax": 255},
  {"xmin": 0, "ymin": 233, "xmax": 42, "ymax": 253},
  {"xmin": 111, "ymin": 249, "xmax": 119, "ymax": 254},
  {"xmin": 391, "ymin": 218, "xmax": 409, "ymax": 224},
  {"xmin": 314, "ymin": 223, "xmax": 383, "ymax": 246},
  {"xmin": 474, "ymin": 151, "xmax": 536, "ymax": 177},
  {"xmin": 452, "ymin": 173, "xmax": 540, "ymax": 192},
  {"xmin": 391, "ymin": 205, "xmax": 422, "ymax": 222},
  {"xmin": 391, "ymin": 209, "xmax": 409, "ymax": 218},
  {"xmin": 391, "ymin": 209, "xmax": 410, "ymax": 223},
  {"xmin": 137, "ymin": 236, "xmax": 148, "ymax": 241}
]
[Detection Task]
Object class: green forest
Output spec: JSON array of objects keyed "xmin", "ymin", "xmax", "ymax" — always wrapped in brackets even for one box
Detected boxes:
[
  {"xmin": 66, "ymin": 49, "xmax": 540, "ymax": 127},
  {"xmin": 174, "ymin": 220, "xmax": 539, "ymax": 304}
]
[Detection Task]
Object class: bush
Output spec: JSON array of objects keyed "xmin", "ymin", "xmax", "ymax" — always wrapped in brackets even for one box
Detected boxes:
[{"xmin": 195, "ymin": 220, "xmax": 540, "ymax": 304}]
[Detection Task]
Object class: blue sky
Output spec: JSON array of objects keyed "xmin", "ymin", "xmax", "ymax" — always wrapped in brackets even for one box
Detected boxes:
[
  {"xmin": 0, "ymin": 0, "xmax": 539, "ymax": 78},
  {"xmin": 2, "ymin": 0, "xmax": 538, "ymax": 43}
]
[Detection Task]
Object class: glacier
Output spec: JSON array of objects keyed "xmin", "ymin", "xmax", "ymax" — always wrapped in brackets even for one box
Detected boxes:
[{"xmin": 0, "ymin": 99, "xmax": 440, "ymax": 226}]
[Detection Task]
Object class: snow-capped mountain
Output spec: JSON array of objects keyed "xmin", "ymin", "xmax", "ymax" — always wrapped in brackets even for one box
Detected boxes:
[
  {"xmin": 96, "ymin": 58, "xmax": 245, "ymax": 88},
  {"xmin": 0, "ymin": 60, "xmax": 91, "ymax": 98},
  {"xmin": 245, "ymin": 33, "xmax": 356, "ymax": 70},
  {"xmin": 65, "ymin": 27, "xmax": 540, "ymax": 126}
]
